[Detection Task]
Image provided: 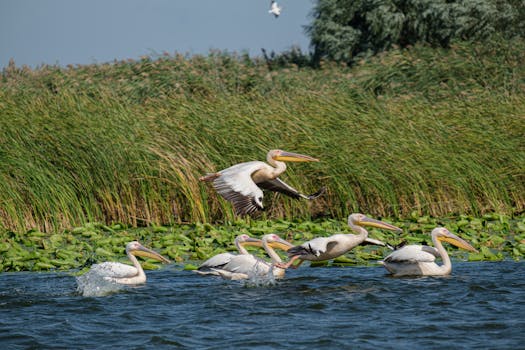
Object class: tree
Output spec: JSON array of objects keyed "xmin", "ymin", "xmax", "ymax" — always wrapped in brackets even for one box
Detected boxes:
[{"xmin": 306, "ymin": 0, "xmax": 525, "ymax": 65}]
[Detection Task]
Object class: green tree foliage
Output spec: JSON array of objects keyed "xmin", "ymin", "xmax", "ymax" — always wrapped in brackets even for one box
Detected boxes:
[{"xmin": 307, "ymin": 0, "xmax": 525, "ymax": 64}]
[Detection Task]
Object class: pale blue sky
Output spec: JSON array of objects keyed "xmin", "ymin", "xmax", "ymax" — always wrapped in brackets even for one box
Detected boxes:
[{"xmin": 0, "ymin": 0, "xmax": 314, "ymax": 68}]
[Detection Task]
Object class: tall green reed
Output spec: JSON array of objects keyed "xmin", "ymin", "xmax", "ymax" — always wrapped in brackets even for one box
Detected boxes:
[{"xmin": 0, "ymin": 39, "xmax": 523, "ymax": 232}]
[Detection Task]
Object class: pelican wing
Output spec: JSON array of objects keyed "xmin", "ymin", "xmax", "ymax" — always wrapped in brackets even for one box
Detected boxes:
[
  {"xmin": 257, "ymin": 178, "xmax": 326, "ymax": 200},
  {"xmin": 197, "ymin": 252, "xmax": 235, "ymax": 271},
  {"xmin": 221, "ymin": 254, "xmax": 271, "ymax": 275},
  {"xmin": 360, "ymin": 237, "xmax": 394, "ymax": 250},
  {"xmin": 213, "ymin": 161, "xmax": 265, "ymax": 215},
  {"xmin": 383, "ymin": 245, "xmax": 440, "ymax": 264},
  {"xmin": 288, "ymin": 237, "xmax": 337, "ymax": 258},
  {"xmin": 90, "ymin": 262, "xmax": 138, "ymax": 279}
]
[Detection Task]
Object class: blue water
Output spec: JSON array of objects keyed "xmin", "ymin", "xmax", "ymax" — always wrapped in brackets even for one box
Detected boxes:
[{"xmin": 1, "ymin": 261, "xmax": 524, "ymax": 349}]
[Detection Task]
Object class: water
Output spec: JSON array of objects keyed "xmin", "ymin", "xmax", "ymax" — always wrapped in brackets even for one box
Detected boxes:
[{"xmin": 1, "ymin": 261, "xmax": 524, "ymax": 349}]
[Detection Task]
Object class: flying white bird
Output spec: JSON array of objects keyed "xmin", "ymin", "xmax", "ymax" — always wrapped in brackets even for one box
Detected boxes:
[
  {"xmin": 200, "ymin": 149, "xmax": 324, "ymax": 216},
  {"xmin": 269, "ymin": 1, "xmax": 282, "ymax": 18},
  {"xmin": 276, "ymin": 213, "xmax": 402, "ymax": 269}
]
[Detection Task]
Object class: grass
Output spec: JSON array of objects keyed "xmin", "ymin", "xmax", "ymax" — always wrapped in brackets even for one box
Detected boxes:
[{"xmin": 0, "ymin": 39, "xmax": 524, "ymax": 233}]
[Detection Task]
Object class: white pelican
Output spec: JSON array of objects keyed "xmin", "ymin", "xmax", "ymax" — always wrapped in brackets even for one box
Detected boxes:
[
  {"xmin": 200, "ymin": 149, "xmax": 325, "ymax": 216},
  {"xmin": 276, "ymin": 213, "xmax": 402, "ymax": 269},
  {"xmin": 211, "ymin": 233, "xmax": 294, "ymax": 280},
  {"xmin": 269, "ymin": 1, "xmax": 282, "ymax": 17},
  {"xmin": 195, "ymin": 234, "xmax": 263, "ymax": 276},
  {"xmin": 87, "ymin": 241, "xmax": 170, "ymax": 285},
  {"xmin": 380, "ymin": 227, "xmax": 478, "ymax": 277}
]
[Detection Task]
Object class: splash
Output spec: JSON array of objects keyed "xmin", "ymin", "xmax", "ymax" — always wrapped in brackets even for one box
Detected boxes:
[
  {"xmin": 75, "ymin": 269, "xmax": 126, "ymax": 297},
  {"xmin": 241, "ymin": 263, "xmax": 278, "ymax": 288}
]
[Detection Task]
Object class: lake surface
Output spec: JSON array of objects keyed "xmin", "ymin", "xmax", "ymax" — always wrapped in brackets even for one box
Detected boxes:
[{"xmin": 1, "ymin": 261, "xmax": 524, "ymax": 349}]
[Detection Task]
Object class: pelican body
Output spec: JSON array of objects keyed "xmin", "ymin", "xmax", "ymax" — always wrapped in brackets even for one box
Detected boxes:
[
  {"xmin": 381, "ymin": 227, "xmax": 478, "ymax": 277},
  {"xmin": 196, "ymin": 234, "xmax": 263, "ymax": 275},
  {"xmin": 211, "ymin": 234, "xmax": 294, "ymax": 280},
  {"xmin": 200, "ymin": 149, "xmax": 324, "ymax": 216},
  {"xmin": 277, "ymin": 213, "xmax": 402, "ymax": 269},
  {"xmin": 88, "ymin": 241, "xmax": 170, "ymax": 285}
]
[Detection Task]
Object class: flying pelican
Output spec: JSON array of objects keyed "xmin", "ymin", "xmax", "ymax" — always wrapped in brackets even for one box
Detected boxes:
[
  {"xmin": 211, "ymin": 233, "xmax": 294, "ymax": 280},
  {"xmin": 276, "ymin": 213, "xmax": 402, "ymax": 269},
  {"xmin": 269, "ymin": 1, "xmax": 282, "ymax": 17},
  {"xmin": 195, "ymin": 234, "xmax": 263, "ymax": 276},
  {"xmin": 87, "ymin": 241, "xmax": 170, "ymax": 285},
  {"xmin": 380, "ymin": 227, "xmax": 478, "ymax": 277},
  {"xmin": 199, "ymin": 149, "xmax": 325, "ymax": 216}
]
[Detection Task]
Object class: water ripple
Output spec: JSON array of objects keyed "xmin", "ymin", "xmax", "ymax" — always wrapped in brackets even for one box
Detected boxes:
[{"xmin": 0, "ymin": 261, "xmax": 524, "ymax": 349}]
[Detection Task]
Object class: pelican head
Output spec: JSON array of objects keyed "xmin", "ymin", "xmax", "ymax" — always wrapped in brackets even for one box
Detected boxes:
[
  {"xmin": 433, "ymin": 227, "xmax": 478, "ymax": 252},
  {"xmin": 268, "ymin": 149, "xmax": 319, "ymax": 163},
  {"xmin": 262, "ymin": 233, "xmax": 294, "ymax": 251},
  {"xmin": 348, "ymin": 213, "xmax": 403, "ymax": 232},
  {"xmin": 126, "ymin": 241, "xmax": 171, "ymax": 263}
]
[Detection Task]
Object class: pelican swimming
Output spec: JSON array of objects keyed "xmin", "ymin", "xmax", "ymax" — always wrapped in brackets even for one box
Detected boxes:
[
  {"xmin": 87, "ymin": 241, "xmax": 170, "ymax": 285},
  {"xmin": 276, "ymin": 213, "xmax": 402, "ymax": 269},
  {"xmin": 195, "ymin": 234, "xmax": 263, "ymax": 276},
  {"xmin": 269, "ymin": 1, "xmax": 282, "ymax": 17},
  {"xmin": 211, "ymin": 233, "xmax": 294, "ymax": 280},
  {"xmin": 199, "ymin": 149, "xmax": 325, "ymax": 216},
  {"xmin": 380, "ymin": 227, "xmax": 478, "ymax": 277}
]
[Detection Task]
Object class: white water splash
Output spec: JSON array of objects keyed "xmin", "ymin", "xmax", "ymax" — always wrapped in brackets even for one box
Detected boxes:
[
  {"xmin": 241, "ymin": 263, "xmax": 278, "ymax": 288},
  {"xmin": 75, "ymin": 269, "xmax": 126, "ymax": 297}
]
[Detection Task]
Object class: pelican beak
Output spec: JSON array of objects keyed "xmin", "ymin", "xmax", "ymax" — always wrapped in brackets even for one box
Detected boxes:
[
  {"xmin": 359, "ymin": 217, "xmax": 403, "ymax": 232},
  {"xmin": 133, "ymin": 245, "xmax": 171, "ymax": 263},
  {"xmin": 240, "ymin": 237, "xmax": 264, "ymax": 248},
  {"xmin": 274, "ymin": 151, "xmax": 319, "ymax": 163},
  {"xmin": 440, "ymin": 233, "xmax": 478, "ymax": 252},
  {"xmin": 269, "ymin": 237, "xmax": 295, "ymax": 251}
]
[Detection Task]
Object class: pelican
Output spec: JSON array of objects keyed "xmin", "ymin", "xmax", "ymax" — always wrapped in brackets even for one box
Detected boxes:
[
  {"xmin": 195, "ymin": 234, "xmax": 263, "ymax": 276},
  {"xmin": 199, "ymin": 149, "xmax": 325, "ymax": 216},
  {"xmin": 211, "ymin": 233, "xmax": 294, "ymax": 280},
  {"xmin": 276, "ymin": 213, "xmax": 402, "ymax": 269},
  {"xmin": 269, "ymin": 1, "xmax": 282, "ymax": 17},
  {"xmin": 87, "ymin": 241, "xmax": 170, "ymax": 285},
  {"xmin": 380, "ymin": 227, "xmax": 478, "ymax": 277}
]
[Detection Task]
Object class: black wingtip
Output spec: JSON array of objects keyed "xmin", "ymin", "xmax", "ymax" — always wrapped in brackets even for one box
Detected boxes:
[
  {"xmin": 393, "ymin": 240, "xmax": 408, "ymax": 250},
  {"xmin": 306, "ymin": 186, "xmax": 326, "ymax": 200}
]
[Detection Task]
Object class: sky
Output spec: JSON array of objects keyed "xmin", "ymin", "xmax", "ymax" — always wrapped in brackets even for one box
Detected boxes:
[{"xmin": 0, "ymin": 0, "xmax": 315, "ymax": 69}]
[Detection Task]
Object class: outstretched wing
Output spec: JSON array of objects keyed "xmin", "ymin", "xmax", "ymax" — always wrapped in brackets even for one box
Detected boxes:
[
  {"xmin": 287, "ymin": 237, "xmax": 336, "ymax": 258},
  {"xmin": 212, "ymin": 161, "xmax": 265, "ymax": 215},
  {"xmin": 360, "ymin": 237, "xmax": 394, "ymax": 250},
  {"xmin": 257, "ymin": 178, "xmax": 326, "ymax": 200}
]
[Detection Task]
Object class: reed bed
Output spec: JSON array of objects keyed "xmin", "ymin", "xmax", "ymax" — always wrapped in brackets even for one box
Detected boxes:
[{"xmin": 0, "ymin": 40, "xmax": 524, "ymax": 233}]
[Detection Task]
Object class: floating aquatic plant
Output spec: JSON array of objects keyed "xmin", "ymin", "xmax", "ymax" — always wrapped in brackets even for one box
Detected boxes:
[{"xmin": 0, "ymin": 214, "xmax": 523, "ymax": 272}]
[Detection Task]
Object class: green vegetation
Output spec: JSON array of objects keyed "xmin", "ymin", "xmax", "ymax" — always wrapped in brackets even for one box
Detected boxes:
[
  {"xmin": 1, "ymin": 38, "xmax": 524, "ymax": 273},
  {"xmin": 1, "ymin": 214, "xmax": 524, "ymax": 272},
  {"xmin": 1, "ymin": 39, "xmax": 524, "ymax": 234},
  {"xmin": 308, "ymin": 0, "xmax": 525, "ymax": 64}
]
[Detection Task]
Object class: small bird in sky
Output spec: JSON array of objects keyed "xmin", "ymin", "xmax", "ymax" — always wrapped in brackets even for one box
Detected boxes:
[{"xmin": 269, "ymin": 1, "xmax": 282, "ymax": 18}]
